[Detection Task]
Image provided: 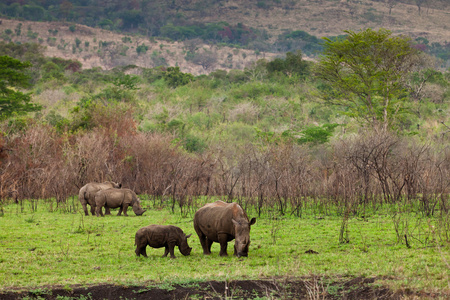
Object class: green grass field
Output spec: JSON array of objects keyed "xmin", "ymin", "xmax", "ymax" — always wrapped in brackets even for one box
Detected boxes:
[{"xmin": 0, "ymin": 197, "xmax": 449, "ymax": 294}]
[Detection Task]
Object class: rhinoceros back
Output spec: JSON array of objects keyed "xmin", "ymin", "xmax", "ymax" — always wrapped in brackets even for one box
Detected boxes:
[
  {"xmin": 194, "ymin": 201, "xmax": 240, "ymax": 242},
  {"xmin": 79, "ymin": 181, "xmax": 120, "ymax": 201}
]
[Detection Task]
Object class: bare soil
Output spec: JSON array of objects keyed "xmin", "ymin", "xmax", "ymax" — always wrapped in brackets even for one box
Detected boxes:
[{"xmin": 0, "ymin": 277, "xmax": 444, "ymax": 299}]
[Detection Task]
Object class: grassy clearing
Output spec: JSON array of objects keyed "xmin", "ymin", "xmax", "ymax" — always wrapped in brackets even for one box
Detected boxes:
[{"xmin": 0, "ymin": 198, "xmax": 449, "ymax": 294}]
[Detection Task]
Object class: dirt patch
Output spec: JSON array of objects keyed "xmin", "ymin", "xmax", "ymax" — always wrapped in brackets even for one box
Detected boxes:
[{"xmin": 0, "ymin": 277, "xmax": 444, "ymax": 300}]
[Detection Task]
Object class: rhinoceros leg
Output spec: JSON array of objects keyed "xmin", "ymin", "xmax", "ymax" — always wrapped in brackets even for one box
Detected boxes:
[
  {"xmin": 81, "ymin": 203, "xmax": 89, "ymax": 216},
  {"xmin": 218, "ymin": 234, "xmax": 229, "ymax": 256},
  {"xmin": 122, "ymin": 204, "xmax": 129, "ymax": 216},
  {"xmin": 135, "ymin": 245, "xmax": 147, "ymax": 257},
  {"xmin": 206, "ymin": 238, "xmax": 213, "ymax": 254},
  {"xmin": 95, "ymin": 205, "xmax": 104, "ymax": 217},
  {"xmin": 168, "ymin": 242, "xmax": 176, "ymax": 258},
  {"xmin": 197, "ymin": 232, "xmax": 211, "ymax": 255},
  {"xmin": 117, "ymin": 207, "xmax": 123, "ymax": 216},
  {"xmin": 163, "ymin": 246, "xmax": 169, "ymax": 257},
  {"xmin": 104, "ymin": 207, "xmax": 111, "ymax": 215},
  {"xmin": 89, "ymin": 204, "xmax": 96, "ymax": 216}
]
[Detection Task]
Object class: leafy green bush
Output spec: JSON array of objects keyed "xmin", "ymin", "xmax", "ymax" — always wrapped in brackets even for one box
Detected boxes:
[
  {"xmin": 230, "ymin": 80, "xmax": 292, "ymax": 101},
  {"xmin": 75, "ymin": 38, "xmax": 82, "ymax": 48},
  {"xmin": 142, "ymin": 67, "xmax": 165, "ymax": 83},
  {"xmin": 40, "ymin": 61, "xmax": 65, "ymax": 81},
  {"xmin": 47, "ymin": 37, "xmax": 56, "ymax": 46},
  {"xmin": 163, "ymin": 67, "xmax": 194, "ymax": 88},
  {"xmin": 266, "ymin": 50, "xmax": 310, "ymax": 78},
  {"xmin": 45, "ymin": 110, "xmax": 70, "ymax": 132},
  {"xmin": 136, "ymin": 44, "xmax": 149, "ymax": 55},
  {"xmin": 276, "ymin": 30, "xmax": 323, "ymax": 55},
  {"xmin": 186, "ymin": 112, "xmax": 221, "ymax": 131},
  {"xmin": 99, "ymin": 19, "xmax": 114, "ymax": 29},
  {"xmin": 167, "ymin": 118, "xmax": 185, "ymax": 133},
  {"xmin": 183, "ymin": 133, "xmax": 207, "ymax": 153},
  {"xmin": 22, "ymin": 4, "xmax": 45, "ymax": 21},
  {"xmin": 48, "ymin": 29, "xmax": 58, "ymax": 36},
  {"xmin": 297, "ymin": 123, "xmax": 338, "ymax": 145}
]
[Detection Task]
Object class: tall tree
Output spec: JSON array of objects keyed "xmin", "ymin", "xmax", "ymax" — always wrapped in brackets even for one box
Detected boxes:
[
  {"xmin": 0, "ymin": 56, "xmax": 41, "ymax": 121},
  {"xmin": 314, "ymin": 28, "xmax": 420, "ymax": 131},
  {"xmin": 415, "ymin": 0, "xmax": 427, "ymax": 15},
  {"xmin": 384, "ymin": 0, "xmax": 397, "ymax": 15}
]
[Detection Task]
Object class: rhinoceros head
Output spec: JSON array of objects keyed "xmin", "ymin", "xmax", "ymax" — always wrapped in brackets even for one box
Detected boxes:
[
  {"xmin": 132, "ymin": 198, "xmax": 146, "ymax": 216},
  {"xmin": 179, "ymin": 233, "xmax": 192, "ymax": 256},
  {"xmin": 232, "ymin": 217, "xmax": 256, "ymax": 257},
  {"xmin": 112, "ymin": 181, "xmax": 122, "ymax": 188}
]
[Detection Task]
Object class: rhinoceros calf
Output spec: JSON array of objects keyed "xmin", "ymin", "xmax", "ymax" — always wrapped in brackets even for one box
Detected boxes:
[
  {"xmin": 94, "ymin": 188, "xmax": 146, "ymax": 217},
  {"xmin": 79, "ymin": 181, "xmax": 122, "ymax": 216},
  {"xmin": 135, "ymin": 225, "xmax": 192, "ymax": 258},
  {"xmin": 194, "ymin": 200, "xmax": 256, "ymax": 257}
]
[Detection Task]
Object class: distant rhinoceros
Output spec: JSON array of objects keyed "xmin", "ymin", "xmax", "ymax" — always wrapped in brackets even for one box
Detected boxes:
[
  {"xmin": 79, "ymin": 181, "xmax": 122, "ymax": 216},
  {"xmin": 135, "ymin": 225, "xmax": 192, "ymax": 258},
  {"xmin": 94, "ymin": 188, "xmax": 146, "ymax": 217},
  {"xmin": 194, "ymin": 200, "xmax": 256, "ymax": 257}
]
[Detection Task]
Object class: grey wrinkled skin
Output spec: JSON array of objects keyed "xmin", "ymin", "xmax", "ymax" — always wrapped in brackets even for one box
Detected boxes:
[
  {"xmin": 94, "ymin": 188, "xmax": 146, "ymax": 217},
  {"xmin": 78, "ymin": 181, "xmax": 121, "ymax": 216},
  {"xmin": 194, "ymin": 200, "xmax": 256, "ymax": 258},
  {"xmin": 135, "ymin": 225, "xmax": 192, "ymax": 258}
]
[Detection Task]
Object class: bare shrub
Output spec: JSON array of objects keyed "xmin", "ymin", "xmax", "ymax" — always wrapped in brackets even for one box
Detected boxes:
[
  {"xmin": 183, "ymin": 38, "xmax": 203, "ymax": 53},
  {"xmin": 0, "ymin": 135, "xmax": 7, "ymax": 166},
  {"xmin": 329, "ymin": 130, "xmax": 449, "ymax": 246},
  {"xmin": 2, "ymin": 124, "xmax": 67, "ymax": 206},
  {"xmin": 34, "ymin": 88, "xmax": 67, "ymax": 108},
  {"xmin": 65, "ymin": 129, "xmax": 115, "ymax": 189},
  {"xmin": 0, "ymin": 106, "xmax": 447, "ymax": 233},
  {"xmin": 89, "ymin": 103, "xmax": 137, "ymax": 137},
  {"xmin": 228, "ymin": 102, "xmax": 260, "ymax": 124},
  {"xmin": 211, "ymin": 142, "xmax": 315, "ymax": 217},
  {"xmin": 421, "ymin": 83, "xmax": 445, "ymax": 104}
]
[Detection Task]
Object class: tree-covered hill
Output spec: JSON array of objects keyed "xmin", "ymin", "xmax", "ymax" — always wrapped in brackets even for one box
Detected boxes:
[
  {"xmin": 0, "ymin": 17, "xmax": 278, "ymax": 74},
  {"xmin": 1, "ymin": 0, "xmax": 450, "ymax": 43},
  {"xmin": 1, "ymin": 0, "xmax": 450, "ymax": 72}
]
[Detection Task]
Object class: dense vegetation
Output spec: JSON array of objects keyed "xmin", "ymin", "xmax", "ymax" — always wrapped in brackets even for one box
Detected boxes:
[{"xmin": 0, "ymin": 26, "xmax": 448, "ymax": 209}]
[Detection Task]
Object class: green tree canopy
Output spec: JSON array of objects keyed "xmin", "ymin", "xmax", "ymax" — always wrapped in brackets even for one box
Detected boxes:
[
  {"xmin": 266, "ymin": 50, "xmax": 310, "ymax": 77},
  {"xmin": 163, "ymin": 67, "xmax": 194, "ymax": 88},
  {"xmin": 314, "ymin": 28, "xmax": 420, "ymax": 131},
  {"xmin": 0, "ymin": 55, "xmax": 41, "ymax": 121}
]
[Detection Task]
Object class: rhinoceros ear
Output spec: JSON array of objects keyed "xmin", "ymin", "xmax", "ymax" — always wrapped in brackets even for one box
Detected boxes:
[
  {"xmin": 185, "ymin": 234, "xmax": 192, "ymax": 239},
  {"xmin": 249, "ymin": 218, "xmax": 256, "ymax": 226}
]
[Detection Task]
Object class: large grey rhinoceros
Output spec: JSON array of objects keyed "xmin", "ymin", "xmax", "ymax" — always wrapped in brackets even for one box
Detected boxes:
[
  {"xmin": 135, "ymin": 225, "xmax": 192, "ymax": 258},
  {"xmin": 194, "ymin": 200, "xmax": 256, "ymax": 257},
  {"xmin": 79, "ymin": 181, "xmax": 122, "ymax": 216},
  {"xmin": 94, "ymin": 188, "xmax": 146, "ymax": 217}
]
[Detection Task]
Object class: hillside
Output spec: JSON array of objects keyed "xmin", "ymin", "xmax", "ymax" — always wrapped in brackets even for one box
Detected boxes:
[
  {"xmin": 0, "ymin": 18, "xmax": 278, "ymax": 75},
  {"xmin": 194, "ymin": 0, "xmax": 450, "ymax": 44},
  {"xmin": 1, "ymin": 0, "xmax": 449, "ymax": 74}
]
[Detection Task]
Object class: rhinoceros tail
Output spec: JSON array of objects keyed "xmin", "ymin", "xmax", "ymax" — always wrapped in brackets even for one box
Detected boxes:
[{"xmin": 78, "ymin": 188, "xmax": 87, "ymax": 202}]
